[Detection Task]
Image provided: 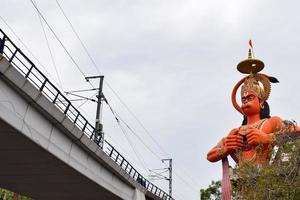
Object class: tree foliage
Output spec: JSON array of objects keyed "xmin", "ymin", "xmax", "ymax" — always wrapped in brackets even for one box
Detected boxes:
[
  {"xmin": 233, "ymin": 136, "xmax": 300, "ymax": 200},
  {"xmin": 202, "ymin": 135, "xmax": 300, "ymax": 200},
  {"xmin": 200, "ymin": 180, "xmax": 221, "ymax": 200},
  {"xmin": 0, "ymin": 188, "xmax": 32, "ymax": 200}
]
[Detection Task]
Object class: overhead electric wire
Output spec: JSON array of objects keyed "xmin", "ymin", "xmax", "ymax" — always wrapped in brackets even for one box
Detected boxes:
[
  {"xmin": 105, "ymin": 99, "xmax": 164, "ymax": 161},
  {"xmin": 66, "ymin": 88, "xmax": 98, "ymax": 93},
  {"xmin": 2, "ymin": 5, "xmax": 190, "ymax": 194},
  {"xmin": 29, "ymin": 0, "xmax": 95, "ymax": 89},
  {"xmin": 117, "ymin": 121, "xmax": 149, "ymax": 173},
  {"xmin": 106, "ymin": 100, "xmax": 148, "ymax": 172},
  {"xmin": 148, "ymin": 169, "xmax": 169, "ymax": 180},
  {"xmin": 76, "ymin": 91, "xmax": 98, "ymax": 109},
  {"xmin": 29, "ymin": 0, "xmax": 103, "ymax": 126},
  {"xmin": 55, "ymin": 0, "xmax": 100, "ymax": 73},
  {"xmin": 53, "ymin": 0, "xmax": 170, "ymax": 160},
  {"xmin": 65, "ymin": 93, "xmax": 97, "ymax": 102},
  {"xmin": 105, "ymin": 95, "xmax": 199, "ymax": 193},
  {"xmin": 32, "ymin": 0, "xmax": 63, "ymax": 91},
  {"xmin": 0, "ymin": 13, "xmax": 98, "ymax": 131},
  {"xmin": 105, "ymin": 133, "xmax": 148, "ymax": 170},
  {"xmin": 106, "ymin": 83, "xmax": 169, "ymax": 154},
  {"xmin": 105, "ymin": 98, "xmax": 199, "ymax": 195},
  {"xmin": 0, "ymin": 15, "xmax": 64, "ymax": 92},
  {"xmin": 51, "ymin": 1, "xmax": 200, "ymax": 195}
]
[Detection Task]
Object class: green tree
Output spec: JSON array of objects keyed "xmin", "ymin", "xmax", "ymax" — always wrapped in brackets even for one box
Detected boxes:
[
  {"xmin": 203, "ymin": 134, "xmax": 300, "ymax": 200},
  {"xmin": 0, "ymin": 188, "xmax": 32, "ymax": 200},
  {"xmin": 233, "ymin": 134, "xmax": 300, "ymax": 200},
  {"xmin": 200, "ymin": 180, "xmax": 221, "ymax": 200}
]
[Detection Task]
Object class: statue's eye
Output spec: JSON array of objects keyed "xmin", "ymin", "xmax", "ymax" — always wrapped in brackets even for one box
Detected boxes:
[{"xmin": 248, "ymin": 95, "xmax": 254, "ymax": 101}]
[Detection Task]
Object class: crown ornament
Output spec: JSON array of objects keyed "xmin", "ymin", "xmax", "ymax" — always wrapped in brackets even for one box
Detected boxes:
[{"xmin": 231, "ymin": 43, "xmax": 278, "ymax": 114}]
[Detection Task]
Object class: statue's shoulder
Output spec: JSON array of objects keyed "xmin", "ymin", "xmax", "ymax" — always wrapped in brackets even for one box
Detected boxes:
[
  {"xmin": 263, "ymin": 116, "xmax": 283, "ymax": 131},
  {"xmin": 267, "ymin": 116, "xmax": 283, "ymax": 124}
]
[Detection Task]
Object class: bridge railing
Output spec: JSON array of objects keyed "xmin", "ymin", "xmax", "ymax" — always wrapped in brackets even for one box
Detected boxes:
[{"xmin": 0, "ymin": 29, "xmax": 173, "ymax": 200}]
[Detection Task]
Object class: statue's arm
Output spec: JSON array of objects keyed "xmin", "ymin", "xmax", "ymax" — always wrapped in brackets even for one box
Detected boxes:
[
  {"xmin": 266, "ymin": 116, "xmax": 300, "ymax": 144},
  {"xmin": 207, "ymin": 128, "xmax": 242, "ymax": 162},
  {"xmin": 207, "ymin": 140, "xmax": 226, "ymax": 162}
]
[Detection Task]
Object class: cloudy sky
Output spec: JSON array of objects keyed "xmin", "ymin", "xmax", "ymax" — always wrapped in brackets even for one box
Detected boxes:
[{"xmin": 1, "ymin": 0, "xmax": 300, "ymax": 199}]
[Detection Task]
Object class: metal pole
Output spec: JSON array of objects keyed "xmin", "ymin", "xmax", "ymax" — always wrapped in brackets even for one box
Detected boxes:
[
  {"xmin": 0, "ymin": 36, "xmax": 5, "ymax": 54},
  {"xmin": 170, "ymin": 159, "xmax": 172, "ymax": 197},
  {"xmin": 162, "ymin": 158, "xmax": 172, "ymax": 197},
  {"xmin": 85, "ymin": 75, "xmax": 104, "ymax": 148}
]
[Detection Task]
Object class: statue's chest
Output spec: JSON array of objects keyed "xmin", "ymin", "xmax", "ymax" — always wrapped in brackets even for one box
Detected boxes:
[
  {"xmin": 238, "ymin": 119, "xmax": 267, "ymax": 151},
  {"xmin": 238, "ymin": 119, "xmax": 266, "ymax": 133}
]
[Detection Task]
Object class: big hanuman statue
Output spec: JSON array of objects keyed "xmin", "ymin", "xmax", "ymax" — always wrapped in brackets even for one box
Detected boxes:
[{"xmin": 207, "ymin": 46, "xmax": 300, "ymax": 200}]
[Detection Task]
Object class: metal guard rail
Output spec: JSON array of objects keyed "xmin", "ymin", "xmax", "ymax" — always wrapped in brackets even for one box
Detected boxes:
[{"xmin": 0, "ymin": 29, "xmax": 173, "ymax": 200}]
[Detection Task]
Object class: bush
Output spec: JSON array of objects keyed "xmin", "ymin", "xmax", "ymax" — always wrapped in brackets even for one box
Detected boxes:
[{"xmin": 233, "ymin": 134, "xmax": 300, "ymax": 200}]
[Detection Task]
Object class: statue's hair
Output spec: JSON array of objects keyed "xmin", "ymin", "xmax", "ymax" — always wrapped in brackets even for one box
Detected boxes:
[{"xmin": 242, "ymin": 101, "xmax": 270, "ymax": 125}]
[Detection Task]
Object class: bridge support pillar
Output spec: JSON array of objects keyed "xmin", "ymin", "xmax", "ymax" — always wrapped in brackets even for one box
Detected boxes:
[{"xmin": 133, "ymin": 189, "xmax": 146, "ymax": 200}]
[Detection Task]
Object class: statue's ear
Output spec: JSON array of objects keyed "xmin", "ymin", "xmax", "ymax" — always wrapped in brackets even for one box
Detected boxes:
[{"xmin": 259, "ymin": 100, "xmax": 265, "ymax": 108}]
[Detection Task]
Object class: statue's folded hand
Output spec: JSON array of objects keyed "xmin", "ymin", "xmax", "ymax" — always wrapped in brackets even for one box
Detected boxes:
[
  {"xmin": 246, "ymin": 128, "xmax": 271, "ymax": 145},
  {"xmin": 223, "ymin": 134, "xmax": 243, "ymax": 153}
]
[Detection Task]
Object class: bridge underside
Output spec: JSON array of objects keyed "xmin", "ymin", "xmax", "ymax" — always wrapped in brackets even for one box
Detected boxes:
[{"xmin": 0, "ymin": 119, "xmax": 122, "ymax": 200}]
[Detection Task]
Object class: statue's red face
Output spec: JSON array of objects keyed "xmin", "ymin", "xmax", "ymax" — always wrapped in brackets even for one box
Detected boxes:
[{"xmin": 241, "ymin": 93, "xmax": 261, "ymax": 116}]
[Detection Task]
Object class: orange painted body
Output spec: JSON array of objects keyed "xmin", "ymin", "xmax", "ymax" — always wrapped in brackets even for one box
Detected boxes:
[{"xmin": 207, "ymin": 92, "xmax": 298, "ymax": 165}]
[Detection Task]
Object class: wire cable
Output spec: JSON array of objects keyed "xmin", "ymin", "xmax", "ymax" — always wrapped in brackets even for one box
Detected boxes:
[
  {"xmin": 76, "ymin": 91, "xmax": 98, "ymax": 109},
  {"xmin": 53, "ymin": 0, "xmax": 169, "ymax": 158},
  {"xmin": 49, "ymin": 1, "xmax": 200, "ymax": 196},
  {"xmin": 0, "ymin": 13, "xmax": 97, "ymax": 130},
  {"xmin": 53, "ymin": 0, "xmax": 173, "ymax": 170},
  {"xmin": 105, "ymin": 81, "xmax": 169, "ymax": 155},
  {"xmin": 55, "ymin": 0, "xmax": 102, "ymax": 76},
  {"xmin": 3, "ymin": 8, "xmax": 192, "ymax": 197},
  {"xmin": 106, "ymin": 102, "xmax": 149, "ymax": 172},
  {"xmin": 0, "ymin": 15, "xmax": 64, "ymax": 92},
  {"xmin": 105, "ymin": 97, "xmax": 199, "ymax": 193},
  {"xmin": 105, "ymin": 99, "xmax": 164, "ymax": 161},
  {"xmin": 29, "ymin": 0, "xmax": 95, "ymax": 89},
  {"xmin": 32, "ymin": 0, "xmax": 64, "ymax": 91}
]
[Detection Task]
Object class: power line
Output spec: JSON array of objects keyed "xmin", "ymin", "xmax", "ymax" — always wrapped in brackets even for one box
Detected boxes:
[
  {"xmin": 105, "ymin": 97, "xmax": 198, "ymax": 194},
  {"xmin": 29, "ymin": 0, "xmax": 95, "ymax": 89},
  {"xmin": 53, "ymin": 0, "xmax": 168, "ymax": 157},
  {"xmin": 55, "ymin": 0, "xmax": 101, "ymax": 75},
  {"xmin": 76, "ymin": 91, "xmax": 98, "ymax": 109},
  {"xmin": 2, "ymin": 5, "xmax": 192, "ymax": 197},
  {"xmin": 49, "ymin": 1, "xmax": 200, "ymax": 195},
  {"xmin": 105, "ymin": 99, "xmax": 164, "ymax": 162},
  {"xmin": 0, "ymin": 15, "xmax": 64, "ymax": 92},
  {"xmin": 28, "ymin": 1, "xmax": 102, "ymax": 125},
  {"xmin": 53, "ymin": 0, "xmax": 170, "ymax": 162},
  {"xmin": 105, "ymin": 134, "xmax": 148, "ymax": 171},
  {"xmin": 66, "ymin": 88, "xmax": 98, "ymax": 93},
  {"xmin": 65, "ymin": 92, "xmax": 97, "ymax": 102},
  {"xmin": 173, "ymin": 170, "xmax": 199, "ymax": 192},
  {"xmin": 106, "ymin": 100, "xmax": 148, "ymax": 172},
  {"xmin": 0, "ymin": 13, "xmax": 98, "ymax": 128},
  {"xmin": 32, "ymin": 0, "xmax": 64, "ymax": 91},
  {"xmin": 105, "ymin": 81, "xmax": 169, "ymax": 156}
]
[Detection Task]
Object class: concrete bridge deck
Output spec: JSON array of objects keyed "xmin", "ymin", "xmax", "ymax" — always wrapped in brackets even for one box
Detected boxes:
[{"xmin": 0, "ymin": 29, "xmax": 172, "ymax": 200}]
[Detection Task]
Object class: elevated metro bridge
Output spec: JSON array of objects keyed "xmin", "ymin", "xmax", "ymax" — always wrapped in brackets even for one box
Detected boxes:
[{"xmin": 0, "ymin": 28, "xmax": 173, "ymax": 200}]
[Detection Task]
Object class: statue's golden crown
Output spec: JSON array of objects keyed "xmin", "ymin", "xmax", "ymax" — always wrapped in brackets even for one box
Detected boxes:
[
  {"xmin": 232, "ymin": 45, "xmax": 279, "ymax": 114},
  {"xmin": 241, "ymin": 74, "xmax": 271, "ymax": 101}
]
